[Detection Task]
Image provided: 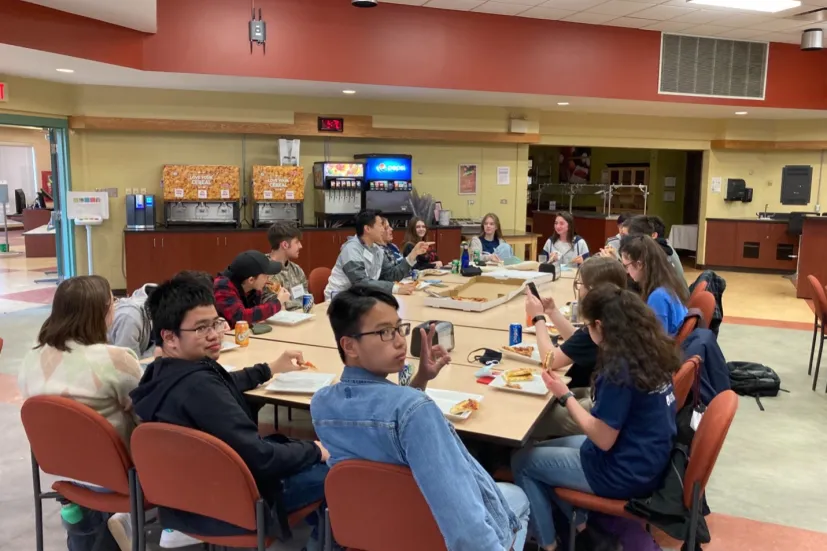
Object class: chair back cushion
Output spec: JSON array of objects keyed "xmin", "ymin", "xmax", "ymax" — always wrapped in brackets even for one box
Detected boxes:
[
  {"xmin": 21, "ymin": 395, "xmax": 133, "ymax": 495},
  {"xmin": 325, "ymin": 460, "xmax": 447, "ymax": 551},
  {"xmin": 807, "ymin": 275, "xmax": 827, "ymax": 321},
  {"xmin": 688, "ymin": 291, "xmax": 716, "ymax": 329},
  {"xmin": 683, "ymin": 390, "xmax": 738, "ymax": 508},
  {"xmin": 674, "ymin": 316, "xmax": 698, "ymax": 347},
  {"xmin": 673, "ymin": 356, "xmax": 700, "ymax": 410},
  {"xmin": 689, "ymin": 280, "xmax": 708, "ymax": 302},
  {"xmin": 308, "ymin": 267, "xmax": 332, "ymax": 305},
  {"xmin": 131, "ymin": 423, "xmax": 260, "ymax": 531}
]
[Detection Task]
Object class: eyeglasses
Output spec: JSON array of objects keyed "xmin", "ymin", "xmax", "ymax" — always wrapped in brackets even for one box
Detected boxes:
[
  {"xmin": 351, "ymin": 323, "xmax": 411, "ymax": 342},
  {"xmin": 180, "ymin": 318, "xmax": 227, "ymax": 338},
  {"xmin": 622, "ymin": 261, "xmax": 635, "ymax": 270}
]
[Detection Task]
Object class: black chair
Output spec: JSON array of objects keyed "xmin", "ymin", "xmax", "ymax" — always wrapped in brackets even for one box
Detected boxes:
[{"xmin": 787, "ymin": 213, "xmax": 806, "ymax": 237}]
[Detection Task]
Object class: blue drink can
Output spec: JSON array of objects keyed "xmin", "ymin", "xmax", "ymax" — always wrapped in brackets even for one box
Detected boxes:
[
  {"xmin": 509, "ymin": 323, "xmax": 522, "ymax": 346},
  {"xmin": 302, "ymin": 294, "xmax": 314, "ymax": 313},
  {"xmin": 410, "ymin": 269, "xmax": 419, "ymax": 281},
  {"xmin": 398, "ymin": 363, "xmax": 415, "ymax": 386}
]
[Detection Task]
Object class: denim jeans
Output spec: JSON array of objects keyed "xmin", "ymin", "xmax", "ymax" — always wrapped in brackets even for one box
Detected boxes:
[
  {"xmin": 496, "ymin": 482, "xmax": 530, "ymax": 551},
  {"xmin": 511, "ymin": 435, "xmax": 594, "ymax": 547},
  {"xmin": 281, "ymin": 462, "xmax": 329, "ymax": 513}
]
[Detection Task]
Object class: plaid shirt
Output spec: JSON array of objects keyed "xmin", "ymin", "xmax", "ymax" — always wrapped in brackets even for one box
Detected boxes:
[
  {"xmin": 213, "ymin": 275, "xmax": 280, "ymax": 328},
  {"xmin": 262, "ymin": 260, "xmax": 308, "ymax": 310},
  {"xmin": 383, "ymin": 243, "xmax": 403, "ymax": 266}
]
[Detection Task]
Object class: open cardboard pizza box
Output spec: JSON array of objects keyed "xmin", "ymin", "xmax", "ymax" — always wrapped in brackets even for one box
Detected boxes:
[{"xmin": 423, "ymin": 276, "xmax": 527, "ymax": 312}]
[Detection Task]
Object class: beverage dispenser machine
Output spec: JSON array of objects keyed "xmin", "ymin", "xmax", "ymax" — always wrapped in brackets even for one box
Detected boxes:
[
  {"xmin": 252, "ymin": 165, "xmax": 305, "ymax": 226},
  {"xmin": 313, "ymin": 162, "xmax": 364, "ymax": 225},
  {"xmin": 162, "ymin": 165, "xmax": 241, "ymax": 227},
  {"xmin": 355, "ymin": 154, "xmax": 413, "ymax": 223}
]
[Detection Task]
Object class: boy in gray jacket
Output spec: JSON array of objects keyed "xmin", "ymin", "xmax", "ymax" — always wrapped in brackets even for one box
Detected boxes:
[{"xmin": 108, "ymin": 283, "xmax": 157, "ymax": 358}]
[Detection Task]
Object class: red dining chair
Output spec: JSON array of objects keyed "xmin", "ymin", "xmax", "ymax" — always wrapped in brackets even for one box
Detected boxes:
[
  {"xmin": 308, "ymin": 267, "xmax": 332, "ymax": 305},
  {"xmin": 673, "ymin": 356, "xmax": 700, "ymax": 410},
  {"xmin": 806, "ymin": 276, "xmax": 827, "ymax": 391}
]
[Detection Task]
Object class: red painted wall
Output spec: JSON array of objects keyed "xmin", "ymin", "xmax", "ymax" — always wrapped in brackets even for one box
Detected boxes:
[{"xmin": 1, "ymin": 0, "xmax": 825, "ymax": 109}]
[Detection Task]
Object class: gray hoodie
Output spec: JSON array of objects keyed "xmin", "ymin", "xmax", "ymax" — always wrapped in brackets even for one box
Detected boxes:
[
  {"xmin": 108, "ymin": 283, "xmax": 156, "ymax": 358},
  {"xmin": 324, "ymin": 236, "xmax": 412, "ymax": 300}
]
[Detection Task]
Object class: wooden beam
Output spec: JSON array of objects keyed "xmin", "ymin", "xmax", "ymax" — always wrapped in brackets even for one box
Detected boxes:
[
  {"xmin": 711, "ymin": 139, "xmax": 827, "ymax": 151},
  {"xmin": 68, "ymin": 113, "xmax": 540, "ymax": 144}
]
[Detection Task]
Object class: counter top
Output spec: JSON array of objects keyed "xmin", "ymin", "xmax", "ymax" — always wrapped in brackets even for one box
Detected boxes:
[
  {"xmin": 533, "ymin": 210, "xmax": 620, "ymax": 220},
  {"xmin": 124, "ymin": 224, "xmax": 464, "ymax": 233},
  {"xmin": 706, "ymin": 217, "xmax": 790, "ymax": 224}
]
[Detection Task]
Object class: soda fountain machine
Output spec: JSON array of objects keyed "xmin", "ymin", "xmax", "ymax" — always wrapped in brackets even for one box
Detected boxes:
[
  {"xmin": 313, "ymin": 162, "xmax": 364, "ymax": 226},
  {"xmin": 162, "ymin": 165, "xmax": 241, "ymax": 227},
  {"xmin": 354, "ymin": 154, "xmax": 413, "ymax": 224},
  {"xmin": 251, "ymin": 165, "xmax": 305, "ymax": 227}
]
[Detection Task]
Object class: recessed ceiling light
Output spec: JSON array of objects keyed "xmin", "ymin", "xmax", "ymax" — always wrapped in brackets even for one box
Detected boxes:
[
  {"xmin": 56, "ymin": 68, "xmax": 74, "ymax": 73},
  {"xmin": 687, "ymin": 0, "xmax": 800, "ymax": 13},
  {"xmin": 557, "ymin": 102, "xmax": 570, "ymax": 106},
  {"xmin": 342, "ymin": 90, "xmax": 356, "ymax": 95},
  {"xmin": 735, "ymin": 111, "xmax": 749, "ymax": 115}
]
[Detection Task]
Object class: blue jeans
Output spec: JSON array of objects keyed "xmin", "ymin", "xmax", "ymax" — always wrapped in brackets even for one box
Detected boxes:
[
  {"xmin": 511, "ymin": 436, "xmax": 594, "ymax": 547},
  {"xmin": 281, "ymin": 462, "xmax": 329, "ymax": 513},
  {"xmin": 497, "ymin": 482, "xmax": 530, "ymax": 551}
]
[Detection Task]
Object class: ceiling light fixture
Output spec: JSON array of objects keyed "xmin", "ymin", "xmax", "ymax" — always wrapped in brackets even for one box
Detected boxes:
[
  {"xmin": 557, "ymin": 102, "xmax": 570, "ymax": 106},
  {"xmin": 686, "ymin": 0, "xmax": 801, "ymax": 13},
  {"xmin": 56, "ymin": 68, "xmax": 74, "ymax": 73},
  {"xmin": 342, "ymin": 90, "xmax": 356, "ymax": 94},
  {"xmin": 735, "ymin": 111, "xmax": 749, "ymax": 115}
]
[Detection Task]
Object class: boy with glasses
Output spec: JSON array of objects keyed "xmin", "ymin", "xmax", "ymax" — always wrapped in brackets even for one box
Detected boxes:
[
  {"xmin": 130, "ymin": 273, "xmax": 329, "ymax": 545},
  {"xmin": 310, "ymin": 285, "xmax": 530, "ymax": 550}
]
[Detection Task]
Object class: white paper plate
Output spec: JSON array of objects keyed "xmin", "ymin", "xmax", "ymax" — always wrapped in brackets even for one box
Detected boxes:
[
  {"xmin": 500, "ymin": 342, "xmax": 541, "ymax": 365},
  {"xmin": 267, "ymin": 311, "xmax": 315, "ymax": 326},
  {"xmin": 425, "ymin": 388, "xmax": 484, "ymax": 420},
  {"xmin": 265, "ymin": 371, "xmax": 335, "ymax": 394},
  {"xmin": 523, "ymin": 322, "xmax": 561, "ymax": 336},
  {"xmin": 490, "ymin": 373, "xmax": 549, "ymax": 396},
  {"xmin": 221, "ymin": 341, "xmax": 240, "ymax": 352}
]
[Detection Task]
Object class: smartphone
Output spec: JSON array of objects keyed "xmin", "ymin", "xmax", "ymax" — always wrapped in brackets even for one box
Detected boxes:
[{"xmin": 527, "ymin": 281, "xmax": 541, "ymax": 300}]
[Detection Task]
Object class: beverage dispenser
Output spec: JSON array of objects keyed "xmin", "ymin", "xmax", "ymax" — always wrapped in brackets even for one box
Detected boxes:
[
  {"xmin": 313, "ymin": 162, "xmax": 364, "ymax": 225},
  {"xmin": 252, "ymin": 165, "xmax": 305, "ymax": 226},
  {"xmin": 161, "ymin": 165, "xmax": 241, "ymax": 227},
  {"xmin": 355, "ymin": 154, "xmax": 413, "ymax": 223}
]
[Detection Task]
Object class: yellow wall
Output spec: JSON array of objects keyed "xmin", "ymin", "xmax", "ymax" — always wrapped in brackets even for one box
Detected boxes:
[{"xmin": 0, "ymin": 75, "xmax": 75, "ymax": 117}]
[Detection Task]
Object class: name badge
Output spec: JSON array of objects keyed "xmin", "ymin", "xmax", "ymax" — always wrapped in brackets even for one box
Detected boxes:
[{"xmin": 291, "ymin": 284, "xmax": 305, "ymax": 299}]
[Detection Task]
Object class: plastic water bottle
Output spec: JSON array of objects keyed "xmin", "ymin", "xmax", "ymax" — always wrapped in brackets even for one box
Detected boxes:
[{"xmin": 460, "ymin": 242, "xmax": 470, "ymax": 269}]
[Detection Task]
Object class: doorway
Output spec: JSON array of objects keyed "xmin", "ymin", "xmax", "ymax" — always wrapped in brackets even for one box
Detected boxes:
[{"xmin": 683, "ymin": 151, "xmax": 703, "ymax": 225}]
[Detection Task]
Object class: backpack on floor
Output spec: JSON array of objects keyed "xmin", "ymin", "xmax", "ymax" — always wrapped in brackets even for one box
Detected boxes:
[{"xmin": 727, "ymin": 361, "xmax": 784, "ymax": 410}]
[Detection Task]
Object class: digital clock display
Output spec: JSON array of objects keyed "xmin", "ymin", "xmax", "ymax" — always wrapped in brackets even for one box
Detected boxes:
[{"xmin": 318, "ymin": 117, "xmax": 344, "ymax": 133}]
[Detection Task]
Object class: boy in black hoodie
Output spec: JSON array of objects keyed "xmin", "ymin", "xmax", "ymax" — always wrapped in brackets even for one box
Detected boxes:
[{"xmin": 130, "ymin": 274, "xmax": 329, "ymax": 542}]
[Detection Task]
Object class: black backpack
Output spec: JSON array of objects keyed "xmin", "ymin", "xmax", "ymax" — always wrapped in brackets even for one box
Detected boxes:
[{"xmin": 727, "ymin": 361, "xmax": 784, "ymax": 410}]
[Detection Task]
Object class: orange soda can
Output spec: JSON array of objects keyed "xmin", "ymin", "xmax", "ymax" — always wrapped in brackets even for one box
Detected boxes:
[{"xmin": 235, "ymin": 321, "xmax": 250, "ymax": 347}]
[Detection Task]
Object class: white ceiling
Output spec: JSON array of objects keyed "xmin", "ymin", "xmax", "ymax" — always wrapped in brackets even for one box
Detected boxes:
[
  {"xmin": 21, "ymin": 0, "xmax": 156, "ymax": 32},
  {"xmin": 1, "ymin": 44, "xmax": 825, "ymax": 120},
  {"xmin": 385, "ymin": 0, "xmax": 827, "ymax": 44}
]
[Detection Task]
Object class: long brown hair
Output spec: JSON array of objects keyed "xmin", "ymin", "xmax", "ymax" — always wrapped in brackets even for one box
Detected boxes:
[
  {"xmin": 479, "ymin": 213, "xmax": 503, "ymax": 241},
  {"xmin": 581, "ymin": 283, "xmax": 679, "ymax": 392},
  {"xmin": 577, "ymin": 256, "xmax": 628, "ymax": 291},
  {"xmin": 36, "ymin": 275, "xmax": 112, "ymax": 352},
  {"xmin": 404, "ymin": 216, "xmax": 428, "ymax": 247},
  {"xmin": 552, "ymin": 211, "xmax": 577, "ymax": 244},
  {"xmin": 619, "ymin": 234, "xmax": 689, "ymax": 303}
]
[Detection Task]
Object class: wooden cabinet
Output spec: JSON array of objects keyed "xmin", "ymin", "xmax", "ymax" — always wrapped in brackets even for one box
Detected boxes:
[
  {"xmin": 302, "ymin": 230, "xmax": 351, "ymax": 274},
  {"xmin": 436, "ymin": 229, "xmax": 462, "ymax": 262},
  {"xmin": 703, "ymin": 220, "xmax": 797, "ymax": 272}
]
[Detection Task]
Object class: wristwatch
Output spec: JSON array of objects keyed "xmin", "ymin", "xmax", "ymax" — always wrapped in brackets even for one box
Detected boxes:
[
  {"xmin": 531, "ymin": 314, "xmax": 546, "ymax": 325},
  {"xmin": 558, "ymin": 391, "xmax": 575, "ymax": 406}
]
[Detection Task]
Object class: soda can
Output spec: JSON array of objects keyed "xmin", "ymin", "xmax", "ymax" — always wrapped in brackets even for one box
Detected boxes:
[
  {"xmin": 509, "ymin": 323, "xmax": 523, "ymax": 346},
  {"xmin": 569, "ymin": 300, "xmax": 579, "ymax": 324},
  {"xmin": 451, "ymin": 259, "xmax": 460, "ymax": 274},
  {"xmin": 302, "ymin": 294, "xmax": 314, "ymax": 313},
  {"xmin": 410, "ymin": 269, "xmax": 419, "ymax": 281},
  {"xmin": 234, "ymin": 321, "xmax": 250, "ymax": 348},
  {"xmin": 473, "ymin": 249, "xmax": 481, "ymax": 264},
  {"xmin": 398, "ymin": 363, "xmax": 415, "ymax": 386}
]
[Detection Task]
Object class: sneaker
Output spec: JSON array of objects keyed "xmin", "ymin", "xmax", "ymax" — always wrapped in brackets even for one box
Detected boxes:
[
  {"xmin": 106, "ymin": 513, "xmax": 132, "ymax": 551},
  {"xmin": 159, "ymin": 529, "xmax": 202, "ymax": 548}
]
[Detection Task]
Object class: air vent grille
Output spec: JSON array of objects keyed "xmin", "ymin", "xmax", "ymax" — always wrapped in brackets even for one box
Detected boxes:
[{"xmin": 660, "ymin": 34, "xmax": 768, "ymax": 100}]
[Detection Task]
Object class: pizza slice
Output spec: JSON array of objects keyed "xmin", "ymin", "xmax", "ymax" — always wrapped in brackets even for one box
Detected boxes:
[{"xmin": 449, "ymin": 398, "xmax": 480, "ymax": 415}]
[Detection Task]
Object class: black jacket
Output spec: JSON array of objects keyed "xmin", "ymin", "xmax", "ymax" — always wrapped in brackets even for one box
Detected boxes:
[{"xmin": 130, "ymin": 357, "xmax": 321, "ymax": 536}]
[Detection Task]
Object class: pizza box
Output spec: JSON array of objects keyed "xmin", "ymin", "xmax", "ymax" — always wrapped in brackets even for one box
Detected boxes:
[{"xmin": 422, "ymin": 276, "xmax": 527, "ymax": 312}]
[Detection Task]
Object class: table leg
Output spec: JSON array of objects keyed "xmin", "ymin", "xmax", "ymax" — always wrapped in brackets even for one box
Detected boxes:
[{"xmin": 529, "ymin": 239, "xmax": 537, "ymax": 261}]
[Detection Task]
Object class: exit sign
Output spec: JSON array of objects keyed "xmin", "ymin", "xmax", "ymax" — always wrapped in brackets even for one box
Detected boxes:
[{"xmin": 0, "ymin": 82, "xmax": 6, "ymax": 102}]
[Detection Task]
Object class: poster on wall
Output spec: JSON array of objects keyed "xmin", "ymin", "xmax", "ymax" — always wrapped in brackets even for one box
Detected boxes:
[
  {"xmin": 558, "ymin": 147, "xmax": 591, "ymax": 185},
  {"xmin": 458, "ymin": 164, "xmax": 478, "ymax": 195},
  {"xmin": 41, "ymin": 171, "xmax": 52, "ymax": 195}
]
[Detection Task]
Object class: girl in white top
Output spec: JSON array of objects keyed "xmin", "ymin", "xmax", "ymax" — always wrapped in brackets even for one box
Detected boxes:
[
  {"xmin": 469, "ymin": 212, "xmax": 508, "ymax": 263},
  {"xmin": 542, "ymin": 211, "xmax": 590, "ymax": 266}
]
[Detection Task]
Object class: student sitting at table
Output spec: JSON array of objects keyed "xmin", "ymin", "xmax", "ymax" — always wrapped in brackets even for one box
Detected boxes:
[
  {"xmin": 380, "ymin": 217, "xmax": 404, "ymax": 266},
  {"xmin": 622, "ymin": 215, "xmax": 687, "ymax": 289},
  {"xmin": 469, "ymin": 212, "xmax": 507, "ymax": 264},
  {"xmin": 541, "ymin": 211, "xmax": 590, "ymax": 266},
  {"xmin": 214, "ymin": 250, "xmax": 291, "ymax": 328},
  {"xmin": 108, "ymin": 282, "xmax": 158, "ymax": 359},
  {"xmin": 310, "ymin": 285, "xmax": 530, "ymax": 551},
  {"xmin": 512, "ymin": 284, "xmax": 679, "ymax": 551},
  {"xmin": 131, "ymin": 274, "xmax": 329, "ymax": 546},
  {"xmin": 402, "ymin": 216, "xmax": 443, "ymax": 270},
  {"xmin": 323, "ymin": 210, "xmax": 429, "ymax": 300},
  {"xmin": 263, "ymin": 222, "xmax": 309, "ymax": 310},
  {"xmin": 619, "ymin": 234, "xmax": 689, "ymax": 337},
  {"xmin": 600, "ymin": 213, "xmax": 630, "ymax": 259},
  {"xmin": 525, "ymin": 256, "xmax": 628, "ymax": 437}
]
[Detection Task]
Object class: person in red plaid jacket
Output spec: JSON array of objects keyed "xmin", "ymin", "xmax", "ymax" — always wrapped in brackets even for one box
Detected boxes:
[{"xmin": 213, "ymin": 251, "xmax": 290, "ymax": 328}]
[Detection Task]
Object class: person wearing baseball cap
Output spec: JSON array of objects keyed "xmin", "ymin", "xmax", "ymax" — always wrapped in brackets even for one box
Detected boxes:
[{"xmin": 213, "ymin": 250, "xmax": 291, "ymax": 328}]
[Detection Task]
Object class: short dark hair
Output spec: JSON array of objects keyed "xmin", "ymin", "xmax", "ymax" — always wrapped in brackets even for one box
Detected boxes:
[
  {"xmin": 355, "ymin": 209, "xmax": 382, "ymax": 237},
  {"xmin": 173, "ymin": 270, "xmax": 214, "ymax": 291},
  {"xmin": 147, "ymin": 277, "xmax": 216, "ymax": 347},
  {"xmin": 267, "ymin": 222, "xmax": 302, "ymax": 250},
  {"xmin": 328, "ymin": 284, "xmax": 399, "ymax": 362},
  {"xmin": 649, "ymin": 216, "xmax": 666, "ymax": 239},
  {"xmin": 623, "ymin": 215, "xmax": 655, "ymax": 236},
  {"xmin": 36, "ymin": 275, "xmax": 111, "ymax": 352},
  {"xmin": 617, "ymin": 212, "xmax": 632, "ymax": 227}
]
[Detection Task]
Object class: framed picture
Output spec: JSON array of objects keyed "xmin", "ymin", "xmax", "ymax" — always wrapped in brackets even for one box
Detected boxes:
[
  {"xmin": 558, "ymin": 147, "xmax": 591, "ymax": 185},
  {"xmin": 458, "ymin": 164, "xmax": 478, "ymax": 195}
]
